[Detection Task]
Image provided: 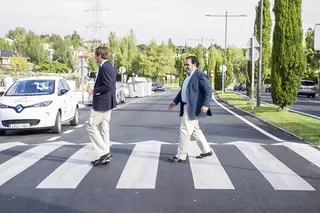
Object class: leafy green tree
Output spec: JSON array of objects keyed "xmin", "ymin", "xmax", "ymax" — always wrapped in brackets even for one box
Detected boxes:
[
  {"xmin": 271, "ymin": 0, "xmax": 306, "ymax": 108},
  {"xmin": 0, "ymin": 38, "xmax": 13, "ymax": 52},
  {"xmin": 10, "ymin": 55, "xmax": 30, "ymax": 78},
  {"xmin": 39, "ymin": 61, "xmax": 69, "ymax": 73},
  {"xmin": 304, "ymin": 28, "xmax": 320, "ymax": 81},
  {"xmin": 6, "ymin": 27, "xmax": 28, "ymax": 40},
  {"xmin": 254, "ymin": 0, "xmax": 272, "ymax": 84}
]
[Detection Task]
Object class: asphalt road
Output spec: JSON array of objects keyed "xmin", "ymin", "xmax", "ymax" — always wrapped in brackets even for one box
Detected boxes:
[
  {"xmin": 1, "ymin": 89, "xmax": 320, "ymax": 213},
  {"xmin": 237, "ymin": 90, "xmax": 320, "ymax": 119}
]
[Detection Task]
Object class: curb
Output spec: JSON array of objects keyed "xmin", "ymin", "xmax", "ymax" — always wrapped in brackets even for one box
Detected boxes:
[
  {"xmin": 233, "ymin": 91, "xmax": 320, "ymax": 121},
  {"xmin": 214, "ymin": 92, "xmax": 312, "ymax": 145}
]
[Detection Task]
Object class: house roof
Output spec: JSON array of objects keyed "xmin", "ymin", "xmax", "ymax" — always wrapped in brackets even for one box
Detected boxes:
[{"xmin": 0, "ymin": 50, "xmax": 30, "ymax": 59}]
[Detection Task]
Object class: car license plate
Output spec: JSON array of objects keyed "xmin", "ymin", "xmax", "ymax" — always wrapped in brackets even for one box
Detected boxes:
[{"xmin": 9, "ymin": 123, "xmax": 30, "ymax": 128}]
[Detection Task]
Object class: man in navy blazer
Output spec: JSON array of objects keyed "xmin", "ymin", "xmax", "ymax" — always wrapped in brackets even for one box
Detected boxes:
[
  {"xmin": 168, "ymin": 56, "xmax": 213, "ymax": 163},
  {"xmin": 87, "ymin": 46, "xmax": 116, "ymax": 166}
]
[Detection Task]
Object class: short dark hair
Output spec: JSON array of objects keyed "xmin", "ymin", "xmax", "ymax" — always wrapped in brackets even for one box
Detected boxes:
[
  {"xmin": 185, "ymin": 56, "xmax": 199, "ymax": 67},
  {"xmin": 95, "ymin": 46, "xmax": 109, "ymax": 59}
]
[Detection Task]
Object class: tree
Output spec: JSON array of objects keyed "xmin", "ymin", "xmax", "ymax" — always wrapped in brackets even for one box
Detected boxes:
[
  {"xmin": 6, "ymin": 27, "xmax": 27, "ymax": 40},
  {"xmin": 118, "ymin": 29, "xmax": 138, "ymax": 74},
  {"xmin": 10, "ymin": 56, "xmax": 30, "ymax": 78},
  {"xmin": 304, "ymin": 28, "xmax": 320, "ymax": 81},
  {"xmin": 0, "ymin": 38, "xmax": 13, "ymax": 52},
  {"xmin": 271, "ymin": 0, "xmax": 306, "ymax": 108},
  {"xmin": 39, "ymin": 61, "xmax": 69, "ymax": 73},
  {"xmin": 254, "ymin": 0, "xmax": 272, "ymax": 84},
  {"xmin": 108, "ymin": 32, "xmax": 120, "ymax": 68},
  {"xmin": 53, "ymin": 38, "xmax": 75, "ymax": 71},
  {"xmin": 207, "ymin": 46, "xmax": 222, "ymax": 86}
]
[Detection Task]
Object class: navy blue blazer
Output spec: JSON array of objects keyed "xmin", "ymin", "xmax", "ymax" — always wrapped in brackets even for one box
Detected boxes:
[
  {"xmin": 92, "ymin": 60, "xmax": 117, "ymax": 111},
  {"xmin": 173, "ymin": 69, "xmax": 212, "ymax": 120}
]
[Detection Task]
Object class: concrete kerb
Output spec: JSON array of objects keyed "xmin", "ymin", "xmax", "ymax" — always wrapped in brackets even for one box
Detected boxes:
[
  {"xmin": 213, "ymin": 91, "xmax": 312, "ymax": 145},
  {"xmin": 234, "ymin": 91, "xmax": 320, "ymax": 121}
]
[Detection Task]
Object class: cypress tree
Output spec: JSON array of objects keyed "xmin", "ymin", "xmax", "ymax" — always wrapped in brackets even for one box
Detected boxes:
[
  {"xmin": 271, "ymin": 0, "xmax": 306, "ymax": 108},
  {"xmin": 254, "ymin": 0, "xmax": 272, "ymax": 84},
  {"xmin": 247, "ymin": 0, "xmax": 272, "ymax": 97}
]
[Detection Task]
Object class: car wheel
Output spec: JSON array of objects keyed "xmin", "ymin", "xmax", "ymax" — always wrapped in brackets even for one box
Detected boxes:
[
  {"xmin": 312, "ymin": 94, "xmax": 315, "ymax": 98},
  {"xmin": 70, "ymin": 107, "xmax": 79, "ymax": 126},
  {"xmin": 51, "ymin": 111, "xmax": 62, "ymax": 134},
  {"xmin": 0, "ymin": 130, "xmax": 5, "ymax": 136}
]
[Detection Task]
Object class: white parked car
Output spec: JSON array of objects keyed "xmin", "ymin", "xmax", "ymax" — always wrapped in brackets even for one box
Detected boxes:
[
  {"xmin": 87, "ymin": 82, "xmax": 126, "ymax": 106},
  {"xmin": 0, "ymin": 77, "xmax": 79, "ymax": 135}
]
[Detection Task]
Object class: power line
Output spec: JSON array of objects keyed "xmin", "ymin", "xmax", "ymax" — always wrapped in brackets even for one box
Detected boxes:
[
  {"xmin": 85, "ymin": 0, "xmax": 109, "ymax": 49},
  {"xmin": 188, "ymin": 37, "xmax": 215, "ymax": 47}
]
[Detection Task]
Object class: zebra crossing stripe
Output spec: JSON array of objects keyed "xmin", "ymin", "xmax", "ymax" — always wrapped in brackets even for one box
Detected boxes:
[
  {"xmin": 235, "ymin": 144, "xmax": 315, "ymax": 191},
  {"xmin": 277, "ymin": 142, "xmax": 320, "ymax": 169},
  {"xmin": 0, "ymin": 144, "xmax": 62, "ymax": 186},
  {"xmin": 116, "ymin": 141, "xmax": 161, "ymax": 189},
  {"xmin": 188, "ymin": 143, "xmax": 234, "ymax": 189},
  {"xmin": 36, "ymin": 144, "xmax": 96, "ymax": 189},
  {"xmin": 0, "ymin": 142, "xmax": 26, "ymax": 152}
]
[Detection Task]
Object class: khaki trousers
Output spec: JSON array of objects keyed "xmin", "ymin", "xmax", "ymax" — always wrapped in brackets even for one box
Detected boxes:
[
  {"xmin": 176, "ymin": 105, "xmax": 212, "ymax": 160},
  {"xmin": 87, "ymin": 109, "xmax": 112, "ymax": 157}
]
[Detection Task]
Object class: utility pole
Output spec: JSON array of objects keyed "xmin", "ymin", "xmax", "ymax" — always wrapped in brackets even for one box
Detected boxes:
[
  {"xmin": 188, "ymin": 37, "xmax": 215, "ymax": 66},
  {"xmin": 188, "ymin": 37, "xmax": 215, "ymax": 47},
  {"xmin": 257, "ymin": 0, "xmax": 264, "ymax": 106},
  {"xmin": 206, "ymin": 12, "xmax": 247, "ymax": 93},
  {"xmin": 85, "ymin": 0, "xmax": 109, "ymax": 49}
]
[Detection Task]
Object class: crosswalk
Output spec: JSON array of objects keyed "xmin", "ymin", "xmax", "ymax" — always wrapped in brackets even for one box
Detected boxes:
[{"xmin": 0, "ymin": 141, "xmax": 320, "ymax": 192}]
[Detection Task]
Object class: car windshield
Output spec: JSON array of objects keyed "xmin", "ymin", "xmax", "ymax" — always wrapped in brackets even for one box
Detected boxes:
[
  {"xmin": 301, "ymin": 81, "xmax": 315, "ymax": 86},
  {"xmin": 5, "ymin": 79, "xmax": 55, "ymax": 96}
]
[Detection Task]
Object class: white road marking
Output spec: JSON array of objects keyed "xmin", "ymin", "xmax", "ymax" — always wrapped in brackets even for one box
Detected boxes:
[
  {"xmin": 213, "ymin": 94, "xmax": 284, "ymax": 142},
  {"xmin": 63, "ymin": 130, "xmax": 74, "ymax": 134},
  {"xmin": 188, "ymin": 143, "xmax": 234, "ymax": 189},
  {"xmin": 235, "ymin": 143, "xmax": 315, "ymax": 191},
  {"xmin": 275, "ymin": 142, "xmax": 320, "ymax": 169},
  {"xmin": 116, "ymin": 142, "xmax": 161, "ymax": 189},
  {"xmin": 75, "ymin": 124, "xmax": 84, "ymax": 128},
  {"xmin": 0, "ymin": 142, "xmax": 27, "ymax": 152},
  {"xmin": 0, "ymin": 144, "xmax": 62, "ymax": 186},
  {"xmin": 37, "ymin": 144, "xmax": 96, "ymax": 189},
  {"xmin": 46, "ymin": 136, "xmax": 61, "ymax": 142}
]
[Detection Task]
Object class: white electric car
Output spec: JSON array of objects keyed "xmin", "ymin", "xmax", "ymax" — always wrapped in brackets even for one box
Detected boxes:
[{"xmin": 0, "ymin": 77, "xmax": 79, "ymax": 135}]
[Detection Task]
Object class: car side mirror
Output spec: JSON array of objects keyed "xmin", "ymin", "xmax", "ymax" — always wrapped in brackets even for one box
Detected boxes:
[{"xmin": 59, "ymin": 89, "xmax": 68, "ymax": 96}]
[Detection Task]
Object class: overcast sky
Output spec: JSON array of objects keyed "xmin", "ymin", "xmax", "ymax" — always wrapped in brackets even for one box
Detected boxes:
[{"xmin": 0, "ymin": 0, "xmax": 319, "ymax": 48}]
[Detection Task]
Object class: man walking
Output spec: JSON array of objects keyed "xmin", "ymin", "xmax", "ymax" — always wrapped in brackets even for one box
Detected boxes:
[
  {"xmin": 87, "ymin": 46, "xmax": 116, "ymax": 166},
  {"xmin": 168, "ymin": 56, "xmax": 213, "ymax": 163}
]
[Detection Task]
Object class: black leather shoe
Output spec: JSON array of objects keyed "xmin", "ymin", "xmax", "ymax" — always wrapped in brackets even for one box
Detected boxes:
[
  {"xmin": 168, "ymin": 156, "xmax": 186, "ymax": 163},
  {"xmin": 196, "ymin": 150, "xmax": 213, "ymax": 159},
  {"xmin": 91, "ymin": 153, "xmax": 112, "ymax": 166}
]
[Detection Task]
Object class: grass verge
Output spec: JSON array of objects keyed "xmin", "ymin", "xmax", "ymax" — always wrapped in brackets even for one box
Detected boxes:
[{"xmin": 217, "ymin": 91, "xmax": 320, "ymax": 145}]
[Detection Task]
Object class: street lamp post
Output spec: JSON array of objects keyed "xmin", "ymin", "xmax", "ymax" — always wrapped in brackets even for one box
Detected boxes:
[
  {"xmin": 257, "ymin": 0, "xmax": 264, "ymax": 106},
  {"xmin": 206, "ymin": 12, "xmax": 247, "ymax": 93}
]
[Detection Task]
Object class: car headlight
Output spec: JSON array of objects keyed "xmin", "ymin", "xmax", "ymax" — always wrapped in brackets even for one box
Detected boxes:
[
  {"xmin": 32, "ymin": 101, "xmax": 53, "ymax": 107},
  {"xmin": 0, "ymin": 103, "xmax": 9, "ymax": 108}
]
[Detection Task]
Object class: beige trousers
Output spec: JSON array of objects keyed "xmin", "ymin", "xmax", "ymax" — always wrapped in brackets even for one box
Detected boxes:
[
  {"xmin": 176, "ymin": 105, "xmax": 212, "ymax": 160},
  {"xmin": 87, "ymin": 109, "xmax": 112, "ymax": 157}
]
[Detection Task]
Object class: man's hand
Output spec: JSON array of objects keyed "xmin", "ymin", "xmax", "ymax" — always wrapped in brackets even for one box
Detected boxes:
[
  {"xmin": 201, "ymin": 106, "xmax": 209, "ymax": 113},
  {"xmin": 88, "ymin": 89, "xmax": 93, "ymax": 95},
  {"xmin": 168, "ymin": 102, "xmax": 175, "ymax": 110}
]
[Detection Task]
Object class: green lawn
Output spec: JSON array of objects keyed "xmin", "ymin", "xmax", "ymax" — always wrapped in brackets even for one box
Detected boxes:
[{"xmin": 217, "ymin": 92, "xmax": 320, "ymax": 145}]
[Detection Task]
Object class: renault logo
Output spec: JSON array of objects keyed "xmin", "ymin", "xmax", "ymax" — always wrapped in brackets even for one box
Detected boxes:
[{"xmin": 15, "ymin": 104, "xmax": 24, "ymax": 113}]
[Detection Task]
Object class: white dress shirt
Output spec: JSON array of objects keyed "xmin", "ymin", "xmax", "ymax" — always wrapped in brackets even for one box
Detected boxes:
[
  {"xmin": 95, "ymin": 60, "xmax": 107, "ymax": 80},
  {"xmin": 181, "ymin": 69, "xmax": 196, "ymax": 103}
]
